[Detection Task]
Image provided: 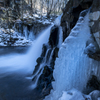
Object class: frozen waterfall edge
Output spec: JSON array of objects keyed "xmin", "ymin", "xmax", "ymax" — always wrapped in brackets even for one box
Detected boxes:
[{"xmin": 44, "ymin": 9, "xmax": 100, "ymax": 100}]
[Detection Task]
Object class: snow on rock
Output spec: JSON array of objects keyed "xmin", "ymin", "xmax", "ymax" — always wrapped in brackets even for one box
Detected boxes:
[
  {"xmin": 54, "ymin": 14, "xmax": 63, "ymax": 26},
  {"xmin": 33, "ymin": 14, "xmax": 41, "ymax": 18},
  {"xmin": 59, "ymin": 89, "xmax": 91, "ymax": 100},
  {"xmin": 0, "ymin": 28, "xmax": 33, "ymax": 46},
  {"xmin": 89, "ymin": 11, "xmax": 100, "ymax": 21}
]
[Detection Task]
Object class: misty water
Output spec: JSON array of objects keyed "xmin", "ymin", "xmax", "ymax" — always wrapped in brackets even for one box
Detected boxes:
[{"xmin": 0, "ymin": 26, "xmax": 52, "ymax": 100}]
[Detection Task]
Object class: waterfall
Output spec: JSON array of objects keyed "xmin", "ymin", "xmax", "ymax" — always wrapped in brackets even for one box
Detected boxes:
[
  {"xmin": 48, "ymin": 47, "xmax": 55, "ymax": 66},
  {"xmin": 30, "ymin": 15, "xmax": 63, "ymax": 89},
  {"xmin": 44, "ymin": 48, "xmax": 51, "ymax": 64},
  {"xmin": 44, "ymin": 10, "xmax": 100, "ymax": 100},
  {"xmin": 23, "ymin": 25, "xmax": 35, "ymax": 40},
  {"xmin": 0, "ymin": 25, "xmax": 52, "ymax": 74},
  {"xmin": 29, "ymin": 26, "xmax": 35, "ymax": 40},
  {"xmin": 27, "ymin": 25, "xmax": 53, "ymax": 69},
  {"xmin": 31, "ymin": 47, "xmax": 52, "ymax": 89},
  {"xmin": 23, "ymin": 26, "xmax": 28, "ymax": 39}
]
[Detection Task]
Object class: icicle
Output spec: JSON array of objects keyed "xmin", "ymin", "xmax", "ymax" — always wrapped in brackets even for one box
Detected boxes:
[
  {"xmin": 23, "ymin": 26, "xmax": 28, "ymax": 39},
  {"xmin": 44, "ymin": 10, "xmax": 100, "ymax": 100},
  {"xmin": 29, "ymin": 26, "xmax": 35, "ymax": 40}
]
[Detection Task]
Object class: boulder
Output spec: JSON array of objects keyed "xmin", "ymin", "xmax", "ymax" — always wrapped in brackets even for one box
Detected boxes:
[
  {"xmin": 89, "ymin": 90, "xmax": 100, "ymax": 100},
  {"xmin": 32, "ymin": 25, "xmax": 59, "ymax": 99},
  {"xmin": 49, "ymin": 25, "xmax": 59, "ymax": 48}
]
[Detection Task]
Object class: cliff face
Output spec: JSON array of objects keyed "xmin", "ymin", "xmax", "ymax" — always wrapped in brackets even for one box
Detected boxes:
[
  {"xmin": 61, "ymin": 0, "xmax": 100, "ymax": 61},
  {"xmin": 61, "ymin": 0, "xmax": 93, "ymax": 41},
  {"xmin": 47, "ymin": 0, "xmax": 100, "ymax": 95}
]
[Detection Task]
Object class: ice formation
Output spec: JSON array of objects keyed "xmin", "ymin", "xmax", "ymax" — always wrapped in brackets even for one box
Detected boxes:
[{"xmin": 44, "ymin": 10, "xmax": 100, "ymax": 100}]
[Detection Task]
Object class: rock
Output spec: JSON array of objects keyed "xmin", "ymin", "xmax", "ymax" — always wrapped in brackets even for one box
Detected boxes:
[
  {"xmin": 93, "ymin": 32, "xmax": 100, "ymax": 48},
  {"xmin": 59, "ymin": 89, "xmax": 91, "ymax": 100},
  {"xmin": 61, "ymin": 0, "xmax": 92, "ymax": 41},
  {"xmin": 89, "ymin": 0, "xmax": 100, "ymax": 56},
  {"xmin": 41, "ymin": 44, "xmax": 48, "ymax": 57},
  {"xmin": 87, "ymin": 75, "xmax": 100, "ymax": 92},
  {"xmin": 84, "ymin": 35, "xmax": 100, "ymax": 61},
  {"xmin": 14, "ymin": 19, "xmax": 51, "ymax": 37},
  {"xmin": 84, "ymin": 43, "xmax": 97, "ymax": 55},
  {"xmin": 49, "ymin": 25, "xmax": 59, "ymax": 48},
  {"xmin": 89, "ymin": 11, "xmax": 100, "ymax": 21},
  {"xmin": 89, "ymin": 90, "xmax": 100, "ymax": 100},
  {"xmin": 91, "ymin": 0, "xmax": 100, "ymax": 12},
  {"xmin": 62, "ymin": 0, "xmax": 100, "ymax": 61},
  {"xmin": 32, "ymin": 25, "xmax": 60, "ymax": 99},
  {"xmin": 36, "ymin": 57, "xmax": 43, "ymax": 64}
]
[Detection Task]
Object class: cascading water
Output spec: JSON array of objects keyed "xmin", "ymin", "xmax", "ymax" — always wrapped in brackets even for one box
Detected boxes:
[
  {"xmin": 44, "ymin": 10, "xmax": 100, "ymax": 100},
  {"xmin": 0, "ymin": 14, "xmax": 64, "ymax": 99},
  {"xmin": 0, "ymin": 25, "xmax": 52, "ymax": 73},
  {"xmin": 31, "ymin": 15, "xmax": 63, "ymax": 89},
  {"xmin": 23, "ymin": 25, "xmax": 35, "ymax": 40},
  {"xmin": 31, "ymin": 46, "xmax": 52, "ymax": 89}
]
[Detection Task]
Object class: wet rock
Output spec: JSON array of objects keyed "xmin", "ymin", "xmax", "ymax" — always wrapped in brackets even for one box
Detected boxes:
[
  {"xmin": 36, "ymin": 57, "xmax": 43, "ymax": 64},
  {"xmin": 49, "ymin": 25, "xmax": 59, "ymax": 48},
  {"xmin": 41, "ymin": 44, "xmax": 48, "ymax": 57},
  {"xmin": 61, "ymin": 0, "xmax": 92, "ymax": 41},
  {"xmin": 14, "ymin": 19, "xmax": 51, "ymax": 37},
  {"xmin": 32, "ymin": 25, "xmax": 59, "ymax": 99},
  {"xmin": 87, "ymin": 75, "xmax": 100, "ymax": 92}
]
